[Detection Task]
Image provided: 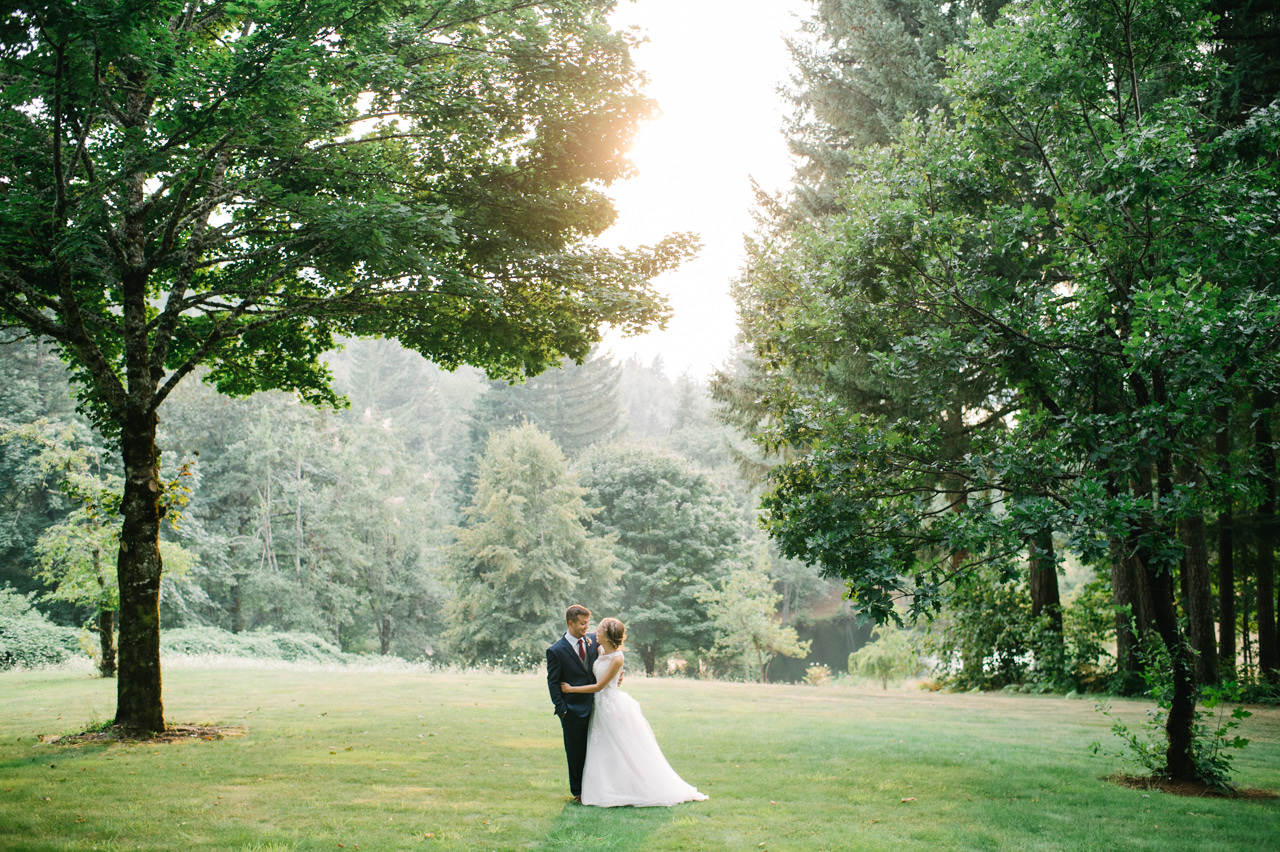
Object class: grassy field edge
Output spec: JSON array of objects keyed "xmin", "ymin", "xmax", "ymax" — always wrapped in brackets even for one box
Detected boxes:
[{"xmin": 2, "ymin": 665, "xmax": 1277, "ymax": 851}]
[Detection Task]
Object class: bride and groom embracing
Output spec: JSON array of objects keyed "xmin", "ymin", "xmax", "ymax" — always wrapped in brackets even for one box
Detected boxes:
[{"xmin": 545, "ymin": 604, "xmax": 709, "ymax": 807}]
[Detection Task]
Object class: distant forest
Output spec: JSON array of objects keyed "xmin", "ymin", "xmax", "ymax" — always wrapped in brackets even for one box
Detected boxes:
[{"xmin": 1, "ymin": 333, "xmax": 854, "ymax": 681}]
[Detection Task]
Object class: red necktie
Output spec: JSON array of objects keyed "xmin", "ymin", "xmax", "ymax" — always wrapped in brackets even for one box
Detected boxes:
[{"xmin": 577, "ymin": 637, "xmax": 585, "ymax": 662}]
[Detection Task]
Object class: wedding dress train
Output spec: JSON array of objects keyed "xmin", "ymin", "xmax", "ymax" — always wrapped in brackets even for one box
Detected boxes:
[{"xmin": 579, "ymin": 650, "xmax": 708, "ymax": 807}]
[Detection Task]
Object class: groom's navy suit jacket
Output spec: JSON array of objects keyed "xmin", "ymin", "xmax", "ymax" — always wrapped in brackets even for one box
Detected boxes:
[{"xmin": 547, "ymin": 632, "xmax": 598, "ymax": 718}]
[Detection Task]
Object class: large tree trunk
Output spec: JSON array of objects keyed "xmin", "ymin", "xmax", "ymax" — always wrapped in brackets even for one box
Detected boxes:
[
  {"xmin": 1107, "ymin": 472, "xmax": 1156, "ymax": 692},
  {"xmin": 1216, "ymin": 403, "xmax": 1236, "ymax": 678},
  {"xmin": 1110, "ymin": 534, "xmax": 1157, "ymax": 694},
  {"xmin": 1029, "ymin": 528, "xmax": 1062, "ymax": 630},
  {"xmin": 1110, "ymin": 537, "xmax": 1142, "ymax": 692},
  {"xmin": 114, "ymin": 387, "xmax": 165, "ymax": 732},
  {"xmin": 108, "ymin": 116, "xmax": 168, "ymax": 733},
  {"xmin": 1028, "ymin": 528, "xmax": 1064, "ymax": 675},
  {"xmin": 1179, "ymin": 512, "xmax": 1218, "ymax": 686},
  {"xmin": 1256, "ymin": 394, "xmax": 1279, "ymax": 682}
]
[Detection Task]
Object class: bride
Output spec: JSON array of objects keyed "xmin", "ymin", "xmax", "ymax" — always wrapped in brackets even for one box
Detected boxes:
[{"xmin": 560, "ymin": 617, "xmax": 709, "ymax": 807}]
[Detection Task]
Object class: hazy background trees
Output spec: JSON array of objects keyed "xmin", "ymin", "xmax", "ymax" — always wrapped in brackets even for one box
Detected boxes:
[
  {"xmin": 2, "ymin": 331, "xmax": 861, "ymax": 679},
  {"xmin": 447, "ymin": 423, "xmax": 617, "ymax": 667}
]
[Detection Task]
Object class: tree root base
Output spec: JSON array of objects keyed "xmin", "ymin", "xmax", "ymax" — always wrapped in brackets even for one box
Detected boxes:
[
  {"xmin": 1106, "ymin": 772, "xmax": 1276, "ymax": 800},
  {"xmin": 36, "ymin": 724, "xmax": 246, "ymax": 746}
]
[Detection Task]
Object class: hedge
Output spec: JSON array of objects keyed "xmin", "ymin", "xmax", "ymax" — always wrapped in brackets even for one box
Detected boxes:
[{"xmin": 0, "ymin": 615, "xmax": 82, "ymax": 670}]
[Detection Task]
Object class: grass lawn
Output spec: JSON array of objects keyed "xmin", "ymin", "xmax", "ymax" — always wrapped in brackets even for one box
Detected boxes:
[{"xmin": 1, "ymin": 662, "xmax": 1277, "ymax": 851}]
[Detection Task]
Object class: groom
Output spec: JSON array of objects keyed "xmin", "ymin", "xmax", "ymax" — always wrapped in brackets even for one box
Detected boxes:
[{"xmin": 546, "ymin": 604, "xmax": 597, "ymax": 802}]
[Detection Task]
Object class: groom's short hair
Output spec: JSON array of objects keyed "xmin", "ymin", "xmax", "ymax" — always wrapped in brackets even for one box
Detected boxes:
[{"xmin": 565, "ymin": 604, "xmax": 591, "ymax": 623}]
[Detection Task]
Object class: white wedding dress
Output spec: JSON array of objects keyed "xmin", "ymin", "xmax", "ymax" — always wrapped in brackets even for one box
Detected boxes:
[{"xmin": 580, "ymin": 650, "xmax": 708, "ymax": 807}]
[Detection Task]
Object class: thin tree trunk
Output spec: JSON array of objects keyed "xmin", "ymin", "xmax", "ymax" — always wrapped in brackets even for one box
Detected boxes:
[
  {"xmin": 947, "ymin": 464, "xmax": 974, "ymax": 682},
  {"xmin": 1127, "ymin": 492, "xmax": 1194, "ymax": 779},
  {"xmin": 92, "ymin": 545, "xmax": 116, "ymax": 678},
  {"xmin": 97, "ymin": 607, "xmax": 116, "ymax": 679},
  {"xmin": 1150, "ymin": 406, "xmax": 1197, "ymax": 782},
  {"xmin": 232, "ymin": 578, "xmax": 244, "ymax": 634},
  {"xmin": 1216, "ymin": 403, "xmax": 1236, "ymax": 678},
  {"xmin": 640, "ymin": 644, "xmax": 657, "ymax": 676},
  {"xmin": 379, "ymin": 614, "xmax": 392, "ymax": 656},
  {"xmin": 295, "ymin": 459, "xmax": 306, "ymax": 578},
  {"xmin": 1179, "ymin": 511, "xmax": 1217, "ymax": 686},
  {"xmin": 1256, "ymin": 393, "xmax": 1279, "ymax": 681},
  {"xmin": 1242, "ymin": 583, "xmax": 1254, "ymax": 677},
  {"xmin": 1142, "ymin": 549, "xmax": 1198, "ymax": 781}
]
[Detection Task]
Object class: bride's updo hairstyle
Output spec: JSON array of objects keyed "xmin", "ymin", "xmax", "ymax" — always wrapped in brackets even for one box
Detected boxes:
[{"xmin": 598, "ymin": 617, "xmax": 626, "ymax": 649}]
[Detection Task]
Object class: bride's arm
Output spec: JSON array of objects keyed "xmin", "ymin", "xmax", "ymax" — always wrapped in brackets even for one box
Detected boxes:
[{"xmin": 560, "ymin": 654, "xmax": 623, "ymax": 694}]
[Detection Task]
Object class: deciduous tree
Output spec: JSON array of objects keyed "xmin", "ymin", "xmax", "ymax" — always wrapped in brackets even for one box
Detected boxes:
[
  {"xmin": 699, "ymin": 562, "xmax": 810, "ymax": 683},
  {"xmin": 577, "ymin": 443, "xmax": 744, "ymax": 674},
  {"xmin": 744, "ymin": 0, "xmax": 1280, "ymax": 783},
  {"xmin": 0, "ymin": 0, "xmax": 690, "ymax": 731}
]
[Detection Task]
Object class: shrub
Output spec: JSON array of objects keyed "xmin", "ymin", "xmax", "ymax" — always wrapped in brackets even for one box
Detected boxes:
[
  {"xmin": 160, "ymin": 625, "xmax": 243, "ymax": 656},
  {"xmin": 0, "ymin": 586, "xmax": 37, "ymax": 618},
  {"xmin": 160, "ymin": 626, "xmax": 354, "ymax": 664},
  {"xmin": 803, "ymin": 663, "xmax": 832, "ymax": 686},
  {"xmin": 1238, "ymin": 680, "xmax": 1280, "ymax": 706},
  {"xmin": 848, "ymin": 627, "xmax": 919, "ymax": 689},
  {"xmin": 0, "ymin": 613, "xmax": 82, "ymax": 670},
  {"xmin": 264, "ymin": 631, "xmax": 345, "ymax": 663}
]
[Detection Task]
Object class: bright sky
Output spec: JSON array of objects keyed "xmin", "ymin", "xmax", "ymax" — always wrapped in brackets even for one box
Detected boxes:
[{"xmin": 600, "ymin": 0, "xmax": 808, "ymax": 380}]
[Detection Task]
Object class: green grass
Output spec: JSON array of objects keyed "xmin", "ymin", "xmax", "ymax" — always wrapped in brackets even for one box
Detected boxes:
[{"xmin": 1, "ymin": 663, "xmax": 1277, "ymax": 851}]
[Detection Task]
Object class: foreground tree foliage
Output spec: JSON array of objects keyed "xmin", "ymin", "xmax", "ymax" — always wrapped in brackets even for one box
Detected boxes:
[
  {"xmin": 0, "ymin": 0, "xmax": 693, "ymax": 731},
  {"xmin": 735, "ymin": 0, "xmax": 1280, "ymax": 784}
]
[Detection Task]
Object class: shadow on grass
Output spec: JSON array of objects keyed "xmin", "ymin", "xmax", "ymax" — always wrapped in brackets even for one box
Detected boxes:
[{"xmin": 530, "ymin": 800, "xmax": 677, "ymax": 851}]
